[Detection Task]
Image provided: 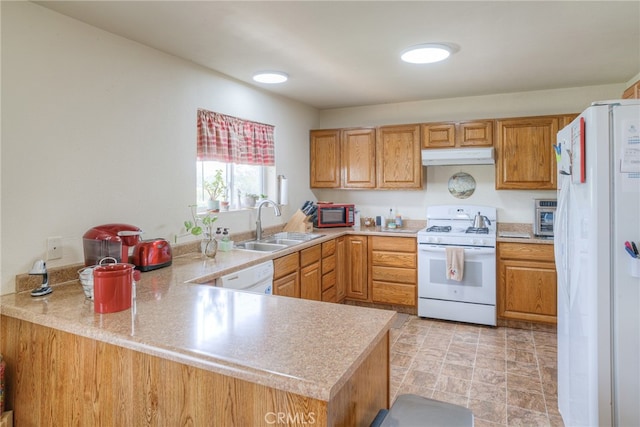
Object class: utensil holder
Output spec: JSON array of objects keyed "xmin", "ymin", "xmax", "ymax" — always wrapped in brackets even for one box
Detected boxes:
[{"xmin": 283, "ymin": 210, "xmax": 313, "ymax": 233}]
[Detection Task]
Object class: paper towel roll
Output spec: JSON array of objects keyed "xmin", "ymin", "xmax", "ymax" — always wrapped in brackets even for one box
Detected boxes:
[{"xmin": 278, "ymin": 175, "xmax": 288, "ymax": 205}]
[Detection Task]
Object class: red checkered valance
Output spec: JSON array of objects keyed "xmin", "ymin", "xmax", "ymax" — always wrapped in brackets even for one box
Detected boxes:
[{"xmin": 197, "ymin": 109, "xmax": 275, "ymax": 166}]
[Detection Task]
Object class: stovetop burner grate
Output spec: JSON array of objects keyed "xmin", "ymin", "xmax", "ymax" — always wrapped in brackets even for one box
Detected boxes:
[
  {"xmin": 466, "ymin": 227, "xmax": 489, "ymax": 234},
  {"xmin": 426, "ymin": 225, "xmax": 452, "ymax": 233}
]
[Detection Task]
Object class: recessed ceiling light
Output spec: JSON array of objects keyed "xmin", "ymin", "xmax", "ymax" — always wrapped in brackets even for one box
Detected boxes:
[
  {"xmin": 252, "ymin": 72, "xmax": 288, "ymax": 84},
  {"xmin": 401, "ymin": 43, "xmax": 453, "ymax": 64}
]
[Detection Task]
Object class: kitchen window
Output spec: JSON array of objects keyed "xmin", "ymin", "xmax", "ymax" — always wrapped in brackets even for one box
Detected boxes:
[
  {"xmin": 196, "ymin": 161, "xmax": 272, "ymax": 209},
  {"xmin": 196, "ymin": 109, "xmax": 275, "ymax": 210}
]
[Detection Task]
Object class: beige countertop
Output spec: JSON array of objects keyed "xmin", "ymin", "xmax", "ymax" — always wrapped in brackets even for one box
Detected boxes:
[
  {"xmin": 1, "ymin": 233, "xmax": 399, "ymax": 402},
  {"xmin": 497, "ymin": 222, "xmax": 554, "ymax": 245},
  {"xmin": 14, "ymin": 226, "xmax": 422, "ymax": 292}
]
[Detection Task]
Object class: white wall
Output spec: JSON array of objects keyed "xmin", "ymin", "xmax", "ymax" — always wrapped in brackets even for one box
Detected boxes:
[
  {"xmin": 1, "ymin": 2, "xmax": 632, "ymax": 296},
  {"xmin": 0, "ymin": 2, "xmax": 319, "ymax": 295},
  {"xmin": 315, "ymin": 84, "xmax": 626, "ymax": 223}
]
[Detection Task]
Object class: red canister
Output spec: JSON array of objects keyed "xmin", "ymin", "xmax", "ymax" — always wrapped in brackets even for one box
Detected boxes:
[{"xmin": 93, "ymin": 263, "xmax": 134, "ymax": 313}]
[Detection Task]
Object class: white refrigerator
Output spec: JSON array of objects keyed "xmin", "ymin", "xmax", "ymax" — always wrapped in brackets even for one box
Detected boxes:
[{"xmin": 555, "ymin": 99, "xmax": 640, "ymax": 427}]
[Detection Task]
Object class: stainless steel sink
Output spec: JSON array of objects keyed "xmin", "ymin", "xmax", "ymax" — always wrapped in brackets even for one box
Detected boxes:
[
  {"xmin": 235, "ymin": 232, "xmax": 325, "ymax": 253},
  {"xmin": 270, "ymin": 232, "xmax": 325, "ymax": 242},
  {"xmin": 260, "ymin": 238, "xmax": 302, "ymax": 245},
  {"xmin": 234, "ymin": 241, "xmax": 289, "ymax": 252}
]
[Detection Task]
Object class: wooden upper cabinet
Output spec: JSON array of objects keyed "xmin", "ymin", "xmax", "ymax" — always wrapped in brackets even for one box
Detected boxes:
[
  {"xmin": 342, "ymin": 128, "xmax": 376, "ymax": 188},
  {"xmin": 457, "ymin": 120, "xmax": 494, "ymax": 147},
  {"xmin": 310, "ymin": 130, "xmax": 341, "ymax": 188},
  {"xmin": 376, "ymin": 125, "xmax": 422, "ymax": 189},
  {"xmin": 558, "ymin": 114, "xmax": 578, "ymax": 130},
  {"xmin": 422, "ymin": 123, "xmax": 456, "ymax": 148},
  {"xmin": 310, "ymin": 126, "xmax": 420, "ymax": 190},
  {"xmin": 495, "ymin": 116, "xmax": 559, "ymax": 190},
  {"xmin": 422, "ymin": 120, "xmax": 494, "ymax": 148},
  {"xmin": 622, "ymin": 80, "xmax": 640, "ymax": 99}
]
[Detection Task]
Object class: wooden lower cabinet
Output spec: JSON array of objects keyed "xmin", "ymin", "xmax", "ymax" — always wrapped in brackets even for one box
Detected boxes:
[
  {"xmin": 1, "ymin": 316, "xmax": 389, "ymax": 426},
  {"xmin": 335, "ymin": 236, "xmax": 347, "ymax": 302},
  {"xmin": 370, "ymin": 236, "xmax": 417, "ymax": 306},
  {"xmin": 275, "ymin": 235, "xmax": 417, "ymax": 308},
  {"xmin": 274, "ymin": 271, "xmax": 300, "ymax": 298},
  {"xmin": 321, "ymin": 239, "xmax": 338, "ymax": 303},
  {"xmin": 300, "ymin": 244, "xmax": 322, "ymax": 301},
  {"xmin": 497, "ymin": 242, "xmax": 557, "ymax": 324},
  {"xmin": 273, "ymin": 252, "xmax": 300, "ymax": 298},
  {"xmin": 273, "ymin": 240, "xmax": 347, "ymax": 304},
  {"xmin": 345, "ymin": 235, "xmax": 369, "ymax": 300}
]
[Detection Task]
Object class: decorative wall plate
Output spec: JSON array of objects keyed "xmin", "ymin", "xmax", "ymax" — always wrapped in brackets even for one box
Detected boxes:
[{"xmin": 448, "ymin": 172, "xmax": 476, "ymax": 199}]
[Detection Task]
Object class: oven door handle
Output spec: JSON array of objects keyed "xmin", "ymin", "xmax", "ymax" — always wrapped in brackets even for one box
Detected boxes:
[{"xmin": 418, "ymin": 244, "xmax": 495, "ymax": 255}]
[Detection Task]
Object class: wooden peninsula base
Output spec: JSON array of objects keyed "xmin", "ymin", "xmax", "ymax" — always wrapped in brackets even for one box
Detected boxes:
[{"xmin": 1, "ymin": 315, "xmax": 389, "ymax": 426}]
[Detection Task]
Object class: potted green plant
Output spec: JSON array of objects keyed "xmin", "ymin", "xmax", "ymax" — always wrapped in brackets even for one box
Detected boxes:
[
  {"xmin": 220, "ymin": 188, "xmax": 230, "ymax": 211},
  {"xmin": 242, "ymin": 192, "xmax": 259, "ymax": 208},
  {"xmin": 183, "ymin": 205, "xmax": 219, "ymax": 258},
  {"xmin": 204, "ymin": 170, "xmax": 227, "ymax": 212}
]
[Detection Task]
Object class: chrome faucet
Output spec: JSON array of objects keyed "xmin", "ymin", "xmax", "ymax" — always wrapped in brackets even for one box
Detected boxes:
[{"xmin": 256, "ymin": 199, "xmax": 281, "ymax": 240}]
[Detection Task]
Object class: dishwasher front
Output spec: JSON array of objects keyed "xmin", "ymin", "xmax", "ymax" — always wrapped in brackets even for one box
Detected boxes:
[{"xmin": 215, "ymin": 261, "xmax": 274, "ymax": 295}]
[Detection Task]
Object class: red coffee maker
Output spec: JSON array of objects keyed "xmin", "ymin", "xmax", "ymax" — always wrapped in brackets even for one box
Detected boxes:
[{"xmin": 82, "ymin": 224, "xmax": 143, "ymax": 266}]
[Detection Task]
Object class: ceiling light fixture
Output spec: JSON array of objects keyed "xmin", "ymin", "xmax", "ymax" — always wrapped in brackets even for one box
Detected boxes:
[
  {"xmin": 401, "ymin": 43, "xmax": 453, "ymax": 64},
  {"xmin": 252, "ymin": 71, "xmax": 289, "ymax": 84}
]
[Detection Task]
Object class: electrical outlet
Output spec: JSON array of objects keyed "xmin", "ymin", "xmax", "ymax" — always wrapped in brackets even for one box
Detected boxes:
[{"xmin": 47, "ymin": 236, "xmax": 63, "ymax": 260}]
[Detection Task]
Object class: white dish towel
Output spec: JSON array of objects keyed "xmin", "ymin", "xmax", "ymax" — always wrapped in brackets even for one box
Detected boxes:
[{"xmin": 446, "ymin": 247, "xmax": 465, "ymax": 281}]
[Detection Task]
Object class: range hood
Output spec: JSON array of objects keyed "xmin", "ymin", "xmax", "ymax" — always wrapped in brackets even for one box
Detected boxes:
[{"xmin": 421, "ymin": 147, "xmax": 495, "ymax": 166}]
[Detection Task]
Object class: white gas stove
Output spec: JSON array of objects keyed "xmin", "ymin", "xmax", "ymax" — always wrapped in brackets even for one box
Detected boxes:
[
  {"xmin": 417, "ymin": 205, "xmax": 497, "ymax": 326},
  {"xmin": 418, "ymin": 205, "xmax": 497, "ymax": 246}
]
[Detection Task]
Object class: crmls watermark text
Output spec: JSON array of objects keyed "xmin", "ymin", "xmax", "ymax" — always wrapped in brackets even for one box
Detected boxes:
[{"xmin": 264, "ymin": 411, "xmax": 317, "ymax": 425}]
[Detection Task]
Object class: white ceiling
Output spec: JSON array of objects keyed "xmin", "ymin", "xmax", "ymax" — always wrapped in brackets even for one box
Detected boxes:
[{"xmin": 36, "ymin": 1, "xmax": 640, "ymax": 110}]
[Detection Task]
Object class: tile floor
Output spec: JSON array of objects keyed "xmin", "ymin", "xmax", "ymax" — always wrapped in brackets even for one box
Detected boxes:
[{"xmin": 389, "ymin": 314, "xmax": 563, "ymax": 427}]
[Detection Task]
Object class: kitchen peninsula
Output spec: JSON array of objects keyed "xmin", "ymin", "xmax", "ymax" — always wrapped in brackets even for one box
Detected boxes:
[{"xmin": 0, "ymin": 250, "xmax": 395, "ymax": 426}]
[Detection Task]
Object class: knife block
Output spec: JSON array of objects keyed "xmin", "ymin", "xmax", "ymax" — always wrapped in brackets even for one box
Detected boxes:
[{"xmin": 283, "ymin": 209, "xmax": 313, "ymax": 233}]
